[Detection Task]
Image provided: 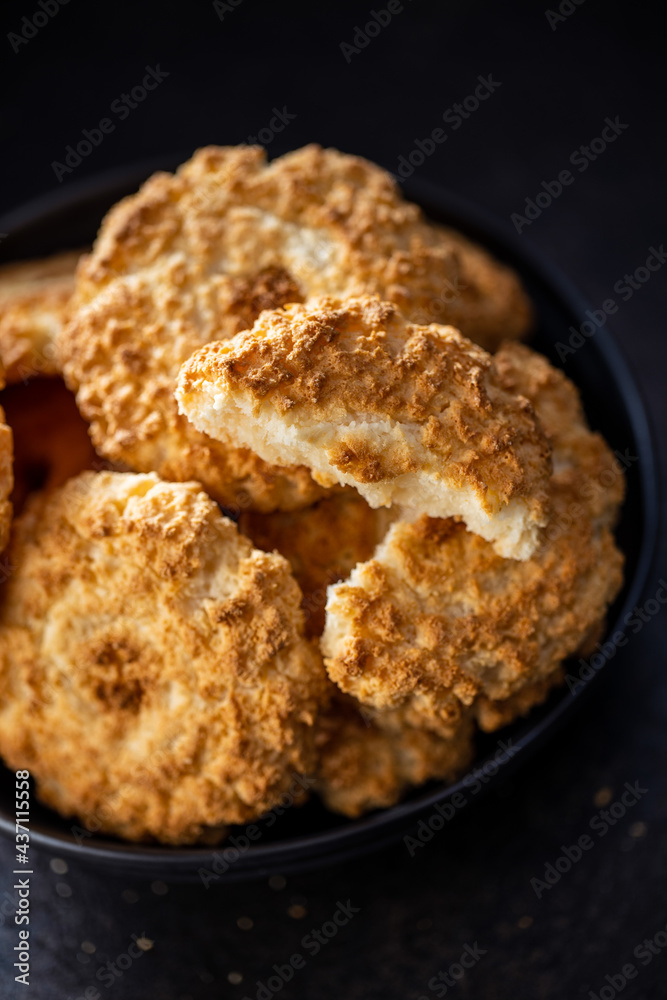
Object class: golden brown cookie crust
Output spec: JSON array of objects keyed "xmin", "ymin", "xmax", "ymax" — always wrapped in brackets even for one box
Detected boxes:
[
  {"xmin": 59, "ymin": 273, "xmax": 326, "ymax": 513},
  {"xmin": 58, "ymin": 144, "xmax": 532, "ymax": 511},
  {"xmin": 314, "ymin": 693, "xmax": 475, "ymax": 818},
  {"xmin": 421, "ymin": 225, "xmax": 533, "ymax": 348},
  {"xmin": 0, "ymin": 471, "xmax": 328, "ymax": 844},
  {"xmin": 322, "ymin": 341, "xmax": 625, "ymax": 735},
  {"xmin": 73, "ymin": 144, "xmax": 530, "ymax": 348},
  {"xmin": 240, "ymin": 490, "xmax": 473, "ymax": 815},
  {"xmin": 179, "ymin": 296, "xmax": 551, "ymax": 559},
  {"xmin": 0, "ymin": 250, "xmax": 81, "ymax": 383}
]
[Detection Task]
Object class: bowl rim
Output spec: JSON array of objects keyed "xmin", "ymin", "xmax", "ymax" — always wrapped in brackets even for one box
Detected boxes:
[{"xmin": 0, "ymin": 158, "xmax": 659, "ymax": 880}]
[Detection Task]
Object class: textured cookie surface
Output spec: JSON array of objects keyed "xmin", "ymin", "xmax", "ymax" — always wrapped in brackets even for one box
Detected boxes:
[
  {"xmin": 0, "ymin": 471, "xmax": 327, "ymax": 844},
  {"xmin": 66, "ymin": 144, "xmax": 531, "ymax": 346},
  {"xmin": 58, "ymin": 144, "xmax": 532, "ymax": 511},
  {"xmin": 240, "ymin": 485, "xmax": 473, "ymax": 814},
  {"xmin": 179, "ymin": 297, "xmax": 551, "ymax": 559},
  {"xmin": 0, "ymin": 250, "xmax": 81, "ymax": 383},
  {"xmin": 322, "ymin": 342, "xmax": 625, "ymax": 735},
  {"xmin": 315, "ymin": 693, "xmax": 475, "ymax": 818},
  {"xmin": 422, "ymin": 225, "xmax": 532, "ymax": 345}
]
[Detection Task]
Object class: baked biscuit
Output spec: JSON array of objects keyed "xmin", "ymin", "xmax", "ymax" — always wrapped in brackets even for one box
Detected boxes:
[
  {"xmin": 68, "ymin": 144, "xmax": 531, "ymax": 347},
  {"xmin": 58, "ymin": 144, "xmax": 532, "ymax": 511},
  {"xmin": 1, "ymin": 377, "xmax": 100, "ymax": 513},
  {"xmin": 239, "ymin": 491, "xmax": 474, "ymax": 814},
  {"xmin": 240, "ymin": 491, "xmax": 396, "ymax": 637},
  {"xmin": 178, "ymin": 297, "xmax": 552, "ymax": 560},
  {"xmin": 322, "ymin": 342, "xmax": 625, "ymax": 735},
  {"xmin": 315, "ymin": 693, "xmax": 475, "ymax": 818},
  {"xmin": 0, "ymin": 250, "xmax": 81, "ymax": 383},
  {"xmin": 0, "ymin": 471, "xmax": 327, "ymax": 844}
]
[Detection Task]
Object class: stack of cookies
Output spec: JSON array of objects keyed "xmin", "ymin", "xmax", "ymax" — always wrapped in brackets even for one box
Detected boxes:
[{"xmin": 0, "ymin": 146, "xmax": 624, "ymax": 844}]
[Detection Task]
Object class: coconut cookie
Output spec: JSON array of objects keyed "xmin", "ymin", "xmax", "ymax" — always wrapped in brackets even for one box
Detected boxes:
[
  {"xmin": 0, "ymin": 471, "xmax": 328, "ymax": 844},
  {"xmin": 178, "ymin": 297, "xmax": 551, "ymax": 560}
]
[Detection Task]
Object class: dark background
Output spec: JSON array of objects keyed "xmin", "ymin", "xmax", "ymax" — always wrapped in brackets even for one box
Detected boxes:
[{"xmin": 1, "ymin": 0, "xmax": 666, "ymax": 997}]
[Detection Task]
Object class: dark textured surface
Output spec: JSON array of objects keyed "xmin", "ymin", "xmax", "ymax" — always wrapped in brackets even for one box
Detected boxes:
[{"xmin": 1, "ymin": 1, "xmax": 666, "ymax": 998}]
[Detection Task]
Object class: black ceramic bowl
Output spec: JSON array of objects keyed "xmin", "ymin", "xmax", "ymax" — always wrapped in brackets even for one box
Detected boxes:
[{"xmin": 0, "ymin": 159, "xmax": 658, "ymax": 881}]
